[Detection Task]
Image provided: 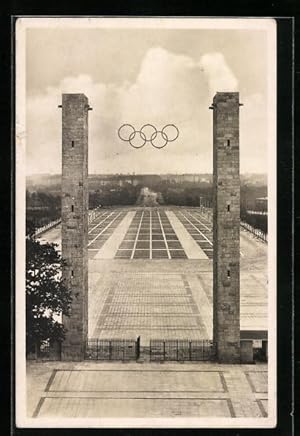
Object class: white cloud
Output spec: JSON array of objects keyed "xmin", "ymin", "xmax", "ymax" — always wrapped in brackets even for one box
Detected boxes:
[
  {"xmin": 199, "ymin": 52, "xmax": 238, "ymax": 95},
  {"xmin": 26, "ymin": 47, "xmax": 266, "ymax": 175},
  {"xmin": 240, "ymin": 93, "xmax": 267, "ymax": 173}
]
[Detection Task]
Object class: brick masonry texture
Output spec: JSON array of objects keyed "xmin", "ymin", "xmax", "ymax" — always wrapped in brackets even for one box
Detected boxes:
[
  {"xmin": 212, "ymin": 92, "xmax": 241, "ymax": 363},
  {"xmin": 61, "ymin": 94, "xmax": 89, "ymax": 360}
]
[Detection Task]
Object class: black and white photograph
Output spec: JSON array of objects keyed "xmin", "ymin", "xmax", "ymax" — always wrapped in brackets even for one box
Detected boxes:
[{"xmin": 15, "ymin": 17, "xmax": 276, "ymax": 428}]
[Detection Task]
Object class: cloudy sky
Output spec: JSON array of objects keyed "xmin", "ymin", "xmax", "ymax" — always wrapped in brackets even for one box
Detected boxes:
[{"xmin": 25, "ymin": 22, "xmax": 274, "ymax": 174}]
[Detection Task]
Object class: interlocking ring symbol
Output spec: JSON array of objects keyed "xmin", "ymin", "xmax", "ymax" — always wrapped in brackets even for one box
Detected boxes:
[{"xmin": 118, "ymin": 123, "xmax": 179, "ymax": 149}]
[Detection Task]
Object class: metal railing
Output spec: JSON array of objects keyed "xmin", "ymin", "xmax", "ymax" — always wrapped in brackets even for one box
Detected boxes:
[
  {"xmin": 85, "ymin": 338, "xmax": 140, "ymax": 361},
  {"xmin": 32, "ymin": 207, "xmax": 103, "ymax": 238},
  {"xmin": 200, "ymin": 207, "xmax": 268, "ymax": 243},
  {"xmin": 27, "ymin": 337, "xmax": 267, "ymax": 362},
  {"xmin": 88, "ymin": 206, "xmax": 103, "ymax": 224},
  {"xmin": 246, "ymin": 210, "xmax": 268, "ymax": 216},
  {"xmin": 34, "ymin": 218, "xmax": 61, "ymax": 237},
  {"xmin": 150, "ymin": 339, "xmax": 215, "ymax": 362},
  {"xmin": 240, "ymin": 221, "xmax": 268, "ymax": 243}
]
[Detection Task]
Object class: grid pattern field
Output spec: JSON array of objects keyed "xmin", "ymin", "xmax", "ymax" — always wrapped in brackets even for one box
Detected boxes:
[
  {"xmin": 88, "ymin": 210, "xmax": 128, "ymax": 258},
  {"xmin": 115, "ymin": 209, "xmax": 187, "ymax": 259},
  {"xmin": 173, "ymin": 209, "xmax": 214, "ymax": 259}
]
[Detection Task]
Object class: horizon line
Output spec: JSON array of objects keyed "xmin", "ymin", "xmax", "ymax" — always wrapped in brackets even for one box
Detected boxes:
[{"xmin": 26, "ymin": 172, "xmax": 267, "ymax": 176}]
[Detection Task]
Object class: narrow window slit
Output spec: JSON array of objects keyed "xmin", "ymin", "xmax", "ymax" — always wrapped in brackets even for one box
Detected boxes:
[
  {"xmin": 227, "ymin": 269, "xmax": 231, "ymax": 278},
  {"xmin": 227, "ymin": 139, "xmax": 231, "ymax": 147},
  {"xmin": 71, "ymin": 270, "xmax": 74, "ymax": 278},
  {"xmin": 71, "ymin": 205, "xmax": 74, "ymax": 212},
  {"xmin": 227, "ymin": 204, "xmax": 230, "ymax": 212},
  {"xmin": 71, "ymin": 141, "xmax": 74, "ymax": 148}
]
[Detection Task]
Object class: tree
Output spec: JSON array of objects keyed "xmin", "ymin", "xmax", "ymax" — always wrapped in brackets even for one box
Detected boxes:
[{"xmin": 26, "ymin": 233, "xmax": 72, "ymax": 356}]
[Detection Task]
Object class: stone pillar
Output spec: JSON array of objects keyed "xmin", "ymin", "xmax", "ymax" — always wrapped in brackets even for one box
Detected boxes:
[
  {"xmin": 262, "ymin": 340, "xmax": 268, "ymax": 361},
  {"xmin": 60, "ymin": 94, "xmax": 90, "ymax": 361},
  {"xmin": 211, "ymin": 92, "xmax": 241, "ymax": 363},
  {"xmin": 240, "ymin": 340, "xmax": 254, "ymax": 364}
]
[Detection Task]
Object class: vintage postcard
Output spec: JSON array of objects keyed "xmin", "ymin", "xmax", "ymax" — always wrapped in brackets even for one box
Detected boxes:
[{"xmin": 15, "ymin": 17, "xmax": 276, "ymax": 428}]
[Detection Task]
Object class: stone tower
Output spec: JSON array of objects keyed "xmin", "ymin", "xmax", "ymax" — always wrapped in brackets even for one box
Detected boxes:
[
  {"xmin": 60, "ymin": 93, "xmax": 90, "ymax": 361},
  {"xmin": 211, "ymin": 92, "xmax": 241, "ymax": 363}
]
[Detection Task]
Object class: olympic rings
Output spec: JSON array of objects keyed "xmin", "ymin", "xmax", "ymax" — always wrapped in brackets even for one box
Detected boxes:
[{"xmin": 117, "ymin": 124, "xmax": 179, "ymax": 149}]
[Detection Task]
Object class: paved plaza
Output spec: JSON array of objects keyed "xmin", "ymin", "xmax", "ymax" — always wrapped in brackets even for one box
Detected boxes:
[
  {"xmin": 88, "ymin": 259, "xmax": 267, "ymax": 343},
  {"xmin": 27, "ymin": 360, "xmax": 268, "ymax": 419},
  {"xmin": 32, "ymin": 206, "xmax": 269, "ymax": 420},
  {"xmin": 41, "ymin": 206, "xmax": 267, "ymax": 342}
]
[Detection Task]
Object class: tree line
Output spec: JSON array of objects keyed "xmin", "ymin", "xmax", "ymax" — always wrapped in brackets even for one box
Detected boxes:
[
  {"xmin": 26, "ymin": 190, "xmax": 61, "ymax": 230},
  {"xmin": 89, "ymin": 183, "xmax": 141, "ymax": 207},
  {"xmin": 26, "ymin": 181, "xmax": 268, "ymax": 234}
]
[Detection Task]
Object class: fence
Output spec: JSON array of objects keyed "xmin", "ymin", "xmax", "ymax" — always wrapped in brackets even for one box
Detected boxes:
[
  {"xmin": 33, "ymin": 218, "xmax": 61, "ymax": 237},
  {"xmin": 88, "ymin": 207, "xmax": 103, "ymax": 224},
  {"xmin": 240, "ymin": 221, "xmax": 268, "ymax": 243},
  {"xmin": 85, "ymin": 338, "xmax": 140, "ymax": 361},
  {"xmin": 246, "ymin": 210, "xmax": 268, "ymax": 216},
  {"xmin": 27, "ymin": 337, "xmax": 267, "ymax": 362},
  {"xmin": 32, "ymin": 207, "xmax": 102, "ymax": 238},
  {"xmin": 149, "ymin": 339, "xmax": 215, "ymax": 362},
  {"xmin": 200, "ymin": 207, "xmax": 268, "ymax": 243}
]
